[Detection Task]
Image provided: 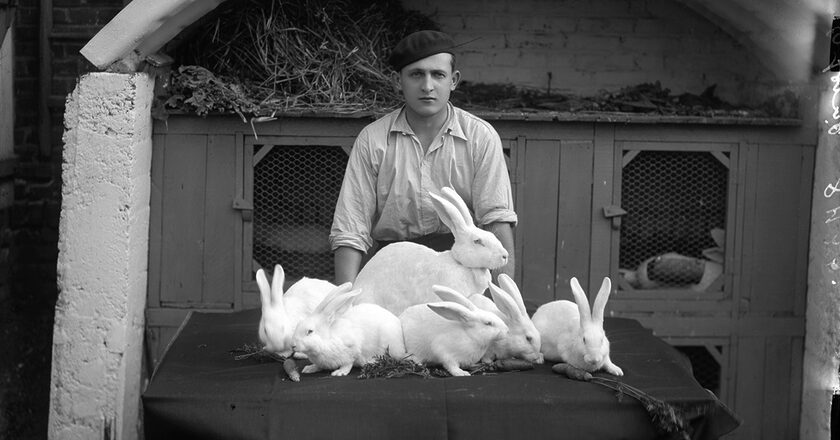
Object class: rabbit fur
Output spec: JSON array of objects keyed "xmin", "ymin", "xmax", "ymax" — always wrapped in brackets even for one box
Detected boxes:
[
  {"xmin": 532, "ymin": 277, "xmax": 623, "ymax": 376},
  {"xmin": 482, "ymin": 275, "xmax": 544, "ymax": 363},
  {"xmin": 399, "ymin": 285, "xmax": 509, "ymax": 377},
  {"xmin": 256, "ymin": 264, "xmax": 335, "ymax": 358},
  {"xmin": 291, "ymin": 283, "xmax": 407, "ymax": 376},
  {"xmin": 353, "ymin": 186, "xmax": 509, "ymax": 316}
]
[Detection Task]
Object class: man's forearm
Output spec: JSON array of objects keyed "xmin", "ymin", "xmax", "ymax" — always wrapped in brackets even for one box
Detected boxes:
[
  {"xmin": 334, "ymin": 246, "xmax": 364, "ymax": 285},
  {"xmin": 486, "ymin": 221, "xmax": 515, "ymax": 281}
]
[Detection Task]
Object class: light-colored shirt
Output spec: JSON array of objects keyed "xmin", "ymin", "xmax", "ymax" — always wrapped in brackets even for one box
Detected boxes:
[{"xmin": 330, "ymin": 103, "xmax": 517, "ymax": 252}]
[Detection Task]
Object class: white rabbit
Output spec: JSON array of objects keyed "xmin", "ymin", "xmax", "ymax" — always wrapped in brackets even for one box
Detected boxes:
[
  {"xmin": 291, "ymin": 283, "xmax": 407, "ymax": 377},
  {"xmin": 532, "ymin": 277, "xmax": 623, "ymax": 376},
  {"xmin": 399, "ymin": 285, "xmax": 509, "ymax": 377},
  {"xmin": 354, "ymin": 186, "xmax": 509, "ymax": 315},
  {"xmin": 482, "ymin": 275, "xmax": 544, "ymax": 364},
  {"xmin": 256, "ymin": 264, "xmax": 335, "ymax": 358}
]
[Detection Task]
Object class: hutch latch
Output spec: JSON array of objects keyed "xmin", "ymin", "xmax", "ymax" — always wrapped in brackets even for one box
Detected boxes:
[
  {"xmin": 232, "ymin": 197, "xmax": 253, "ymax": 222},
  {"xmin": 602, "ymin": 205, "xmax": 628, "ymax": 230}
]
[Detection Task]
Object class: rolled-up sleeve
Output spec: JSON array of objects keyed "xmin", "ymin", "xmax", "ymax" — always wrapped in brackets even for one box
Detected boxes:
[
  {"xmin": 330, "ymin": 131, "xmax": 378, "ymax": 252},
  {"xmin": 470, "ymin": 125, "xmax": 518, "ymax": 227}
]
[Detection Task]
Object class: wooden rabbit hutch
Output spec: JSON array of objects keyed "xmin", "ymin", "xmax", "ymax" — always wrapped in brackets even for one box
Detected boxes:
[{"xmin": 146, "ymin": 112, "xmax": 812, "ymax": 439}]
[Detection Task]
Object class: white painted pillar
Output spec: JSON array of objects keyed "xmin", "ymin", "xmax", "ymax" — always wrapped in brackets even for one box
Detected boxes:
[
  {"xmin": 802, "ymin": 68, "xmax": 840, "ymax": 438},
  {"xmin": 49, "ymin": 72, "xmax": 154, "ymax": 440}
]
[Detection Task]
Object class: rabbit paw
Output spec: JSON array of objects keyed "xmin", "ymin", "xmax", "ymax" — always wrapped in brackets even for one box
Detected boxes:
[
  {"xmin": 301, "ymin": 364, "xmax": 322, "ymax": 374},
  {"xmin": 444, "ymin": 364, "xmax": 471, "ymax": 377},
  {"xmin": 330, "ymin": 364, "xmax": 353, "ymax": 376},
  {"xmin": 604, "ymin": 362, "xmax": 624, "ymax": 377}
]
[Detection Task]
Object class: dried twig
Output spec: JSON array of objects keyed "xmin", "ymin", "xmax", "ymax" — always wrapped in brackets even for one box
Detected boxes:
[
  {"xmin": 229, "ymin": 342, "xmax": 285, "ymax": 362},
  {"xmin": 588, "ymin": 376, "xmax": 698, "ymax": 440}
]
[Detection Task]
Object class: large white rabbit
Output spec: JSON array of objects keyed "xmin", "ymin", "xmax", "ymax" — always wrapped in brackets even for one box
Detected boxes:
[
  {"xmin": 353, "ymin": 186, "xmax": 509, "ymax": 316},
  {"xmin": 291, "ymin": 283, "xmax": 407, "ymax": 377},
  {"xmin": 532, "ymin": 277, "xmax": 623, "ymax": 376},
  {"xmin": 256, "ymin": 264, "xmax": 335, "ymax": 358},
  {"xmin": 400, "ymin": 285, "xmax": 509, "ymax": 377}
]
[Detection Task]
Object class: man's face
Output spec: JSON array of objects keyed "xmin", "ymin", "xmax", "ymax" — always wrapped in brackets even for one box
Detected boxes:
[{"xmin": 398, "ymin": 53, "xmax": 460, "ymax": 119}]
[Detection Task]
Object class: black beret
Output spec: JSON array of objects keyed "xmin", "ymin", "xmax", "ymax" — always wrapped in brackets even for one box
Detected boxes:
[{"xmin": 388, "ymin": 30, "xmax": 456, "ymax": 72}]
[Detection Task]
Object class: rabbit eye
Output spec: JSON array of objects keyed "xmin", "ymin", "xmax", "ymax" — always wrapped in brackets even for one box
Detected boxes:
[
  {"xmin": 485, "ymin": 321, "xmax": 493, "ymax": 326},
  {"xmin": 526, "ymin": 336, "xmax": 533, "ymax": 343},
  {"xmin": 473, "ymin": 238, "xmax": 483, "ymax": 246},
  {"xmin": 306, "ymin": 329, "xmax": 314, "ymax": 335}
]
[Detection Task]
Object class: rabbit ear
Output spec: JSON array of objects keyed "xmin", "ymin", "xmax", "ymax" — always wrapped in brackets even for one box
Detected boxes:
[
  {"xmin": 256, "ymin": 268, "xmax": 272, "ymax": 309},
  {"xmin": 440, "ymin": 187, "xmax": 475, "ymax": 227},
  {"xmin": 270, "ymin": 264, "xmax": 286, "ymax": 308},
  {"xmin": 591, "ymin": 277, "xmax": 612, "ymax": 324},
  {"xmin": 569, "ymin": 277, "xmax": 592, "ymax": 325},
  {"xmin": 488, "ymin": 282, "xmax": 521, "ymax": 322},
  {"xmin": 313, "ymin": 282, "xmax": 354, "ymax": 314},
  {"xmin": 427, "ymin": 301, "xmax": 474, "ymax": 323},
  {"xmin": 323, "ymin": 289, "xmax": 363, "ymax": 322},
  {"xmin": 497, "ymin": 274, "xmax": 527, "ymax": 317},
  {"xmin": 430, "ymin": 191, "xmax": 470, "ymax": 235},
  {"xmin": 432, "ymin": 285, "xmax": 477, "ymax": 310}
]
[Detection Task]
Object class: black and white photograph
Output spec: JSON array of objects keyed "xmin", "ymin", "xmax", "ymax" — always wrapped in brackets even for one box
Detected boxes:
[{"xmin": 0, "ymin": 0, "xmax": 837, "ymax": 438}]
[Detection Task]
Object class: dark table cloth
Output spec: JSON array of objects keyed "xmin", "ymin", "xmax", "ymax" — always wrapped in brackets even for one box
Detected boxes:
[{"xmin": 142, "ymin": 308, "xmax": 740, "ymax": 440}]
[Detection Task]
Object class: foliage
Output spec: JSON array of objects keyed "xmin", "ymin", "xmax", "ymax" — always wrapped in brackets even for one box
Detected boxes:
[{"xmin": 160, "ymin": 0, "xmax": 437, "ymax": 117}]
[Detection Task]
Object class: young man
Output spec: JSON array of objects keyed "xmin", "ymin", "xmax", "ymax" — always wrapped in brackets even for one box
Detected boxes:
[{"xmin": 330, "ymin": 30, "xmax": 517, "ymax": 285}]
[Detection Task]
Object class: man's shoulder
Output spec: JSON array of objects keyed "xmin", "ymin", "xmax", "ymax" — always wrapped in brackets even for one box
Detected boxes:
[
  {"xmin": 451, "ymin": 105, "xmax": 499, "ymax": 139},
  {"xmin": 361, "ymin": 107, "xmax": 402, "ymax": 135},
  {"xmin": 452, "ymin": 105, "xmax": 497, "ymax": 132}
]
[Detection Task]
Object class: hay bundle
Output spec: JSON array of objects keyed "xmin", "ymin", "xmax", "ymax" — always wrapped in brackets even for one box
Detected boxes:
[{"xmin": 164, "ymin": 0, "xmax": 438, "ymax": 116}]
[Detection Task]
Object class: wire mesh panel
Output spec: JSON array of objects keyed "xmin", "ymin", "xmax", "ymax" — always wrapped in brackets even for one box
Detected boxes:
[
  {"xmin": 618, "ymin": 150, "xmax": 728, "ymax": 292},
  {"xmin": 253, "ymin": 144, "xmax": 348, "ymax": 282}
]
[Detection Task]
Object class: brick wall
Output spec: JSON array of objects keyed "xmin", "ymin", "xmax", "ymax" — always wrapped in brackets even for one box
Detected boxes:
[
  {"xmin": 419, "ymin": 0, "xmax": 788, "ymax": 107},
  {"xmin": 9, "ymin": 1, "xmax": 123, "ymax": 437}
]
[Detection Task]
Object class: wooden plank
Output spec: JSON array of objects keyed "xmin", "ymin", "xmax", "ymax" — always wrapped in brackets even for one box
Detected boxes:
[
  {"xmin": 749, "ymin": 144, "xmax": 803, "ymax": 314},
  {"xmin": 761, "ymin": 337, "xmax": 791, "ymax": 439},
  {"xmin": 609, "ymin": 299, "xmax": 733, "ymax": 313},
  {"xmin": 160, "ymin": 134, "xmax": 207, "ymax": 305},
  {"xmin": 202, "ymin": 135, "xmax": 237, "ymax": 308},
  {"xmin": 723, "ymin": 144, "xmax": 740, "ymax": 304},
  {"xmin": 627, "ymin": 317, "xmax": 804, "ymax": 338},
  {"xmin": 246, "ymin": 135, "xmax": 356, "ymax": 149},
  {"xmin": 787, "ymin": 337, "xmax": 804, "ymax": 439},
  {"xmin": 618, "ymin": 140, "xmax": 734, "ymax": 152},
  {"xmin": 147, "ymin": 134, "xmax": 165, "ymax": 308},
  {"xmin": 512, "ymin": 136, "xmax": 526, "ymax": 285},
  {"xmin": 555, "ymin": 140, "xmax": 593, "ymax": 299},
  {"xmin": 235, "ymin": 133, "xmax": 246, "ymax": 309},
  {"xmin": 737, "ymin": 143, "xmax": 758, "ymax": 315},
  {"xmin": 155, "ymin": 115, "xmax": 371, "ymax": 137},
  {"xmin": 520, "ymin": 139, "xmax": 560, "ymax": 305},
  {"xmin": 613, "ymin": 123, "xmax": 810, "ymax": 145},
  {"xmin": 591, "ymin": 124, "xmax": 615, "ymax": 294},
  {"xmin": 240, "ymin": 135, "xmax": 253, "ymax": 300},
  {"xmin": 794, "ymin": 146, "xmax": 815, "ymax": 316},
  {"xmin": 733, "ymin": 337, "xmax": 765, "ymax": 440},
  {"xmin": 492, "ymin": 121, "xmax": 594, "ymax": 141}
]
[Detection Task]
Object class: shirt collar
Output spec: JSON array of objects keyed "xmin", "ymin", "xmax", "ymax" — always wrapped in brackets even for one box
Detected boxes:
[{"xmin": 389, "ymin": 103, "xmax": 468, "ymax": 142}]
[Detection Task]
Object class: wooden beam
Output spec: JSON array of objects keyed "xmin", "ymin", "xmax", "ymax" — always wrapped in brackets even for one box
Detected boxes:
[{"xmin": 81, "ymin": 0, "xmax": 226, "ymax": 70}]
